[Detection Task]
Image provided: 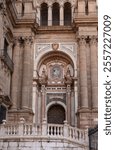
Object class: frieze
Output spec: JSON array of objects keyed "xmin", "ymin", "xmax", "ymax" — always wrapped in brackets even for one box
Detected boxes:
[{"xmin": 35, "ymin": 0, "xmax": 77, "ymax": 7}]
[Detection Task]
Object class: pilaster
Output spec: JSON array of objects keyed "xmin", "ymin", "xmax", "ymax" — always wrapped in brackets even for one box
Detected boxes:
[
  {"xmin": 11, "ymin": 37, "xmax": 24, "ymax": 110},
  {"xmin": 21, "ymin": 36, "xmax": 33, "ymax": 111},
  {"xmin": 78, "ymin": 36, "xmax": 89, "ymax": 109},
  {"xmin": 89, "ymin": 35, "xmax": 98, "ymax": 109}
]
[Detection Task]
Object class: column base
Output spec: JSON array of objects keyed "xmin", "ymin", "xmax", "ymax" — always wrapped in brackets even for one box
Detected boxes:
[
  {"xmin": 8, "ymin": 109, "xmax": 34, "ymax": 123},
  {"xmin": 76, "ymin": 108, "xmax": 98, "ymax": 129}
]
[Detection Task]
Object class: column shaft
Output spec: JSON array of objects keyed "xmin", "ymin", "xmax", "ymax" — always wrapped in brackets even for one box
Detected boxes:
[
  {"xmin": 41, "ymin": 85, "xmax": 46, "ymax": 120},
  {"xmin": 90, "ymin": 36, "xmax": 98, "ymax": 108},
  {"xmin": 48, "ymin": 5, "xmax": 52, "ymax": 26},
  {"xmin": 79, "ymin": 36, "xmax": 88, "ymax": 108},
  {"xmin": 67, "ymin": 85, "xmax": 71, "ymax": 124},
  {"xmin": 37, "ymin": 7, "xmax": 40, "ymax": 25},
  {"xmin": 11, "ymin": 39, "xmax": 23, "ymax": 109},
  {"xmin": 21, "ymin": 37, "xmax": 33, "ymax": 110},
  {"xmin": 60, "ymin": 5, "xmax": 64, "ymax": 25}
]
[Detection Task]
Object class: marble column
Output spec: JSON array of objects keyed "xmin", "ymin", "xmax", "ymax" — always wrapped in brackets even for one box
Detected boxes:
[
  {"xmin": 36, "ymin": 6, "xmax": 40, "ymax": 25},
  {"xmin": 78, "ymin": 36, "xmax": 88, "ymax": 108},
  {"xmin": 21, "ymin": 36, "xmax": 33, "ymax": 110},
  {"xmin": 86, "ymin": 42, "xmax": 92, "ymax": 108},
  {"xmin": 0, "ymin": 7, "xmax": 5, "ymax": 49},
  {"xmin": 90, "ymin": 36, "xmax": 98, "ymax": 108},
  {"xmin": 74, "ymin": 79, "xmax": 78, "ymax": 113},
  {"xmin": 60, "ymin": 5, "xmax": 64, "ymax": 26},
  {"xmin": 71, "ymin": 5, "xmax": 74, "ymax": 22},
  {"xmin": 66, "ymin": 84, "xmax": 71, "ymax": 124},
  {"xmin": 48, "ymin": 5, "xmax": 52, "ymax": 26},
  {"xmin": 11, "ymin": 37, "xmax": 23, "ymax": 109},
  {"xmin": 41, "ymin": 85, "xmax": 46, "ymax": 121}
]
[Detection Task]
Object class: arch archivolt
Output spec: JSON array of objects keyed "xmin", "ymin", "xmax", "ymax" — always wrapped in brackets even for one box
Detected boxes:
[
  {"xmin": 46, "ymin": 101, "xmax": 66, "ymax": 114},
  {"xmin": 34, "ymin": 42, "xmax": 77, "ymax": 76},
  {"xmin": 36, "ymin": 0, "xmax": 77, "ymax": 7}
]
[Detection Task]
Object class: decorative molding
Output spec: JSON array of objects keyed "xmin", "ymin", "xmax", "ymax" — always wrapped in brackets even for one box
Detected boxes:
[
  {"xmin": 14, "ymin": 36, "xmax": 33, "ymax": 47},
  {"xmin": 35, "ymin": 44, "xmax": 51, "ymax": 58},
  {"xmin": 35, "ymin": 42, "xmax": 76, "ymax": 60},
  {"xmin": 52, "ymin": 43, "xmax": 59, "ymax": 51},
  {"xmin": 35, "ymin": 0, "xmax": 77, "ymax": 7},
  {"xmin": 77, "ymin": 35, "xmax": 87, "ymax": 46},
  {"xmin": 89, "ymin": 35, "xmax": 98, "ymax": 46}
]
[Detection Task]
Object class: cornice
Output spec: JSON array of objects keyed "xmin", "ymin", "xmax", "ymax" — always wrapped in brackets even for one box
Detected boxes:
[{"xmin": 6, "ymin": 0, "xmax": 36, "ymax": 28}]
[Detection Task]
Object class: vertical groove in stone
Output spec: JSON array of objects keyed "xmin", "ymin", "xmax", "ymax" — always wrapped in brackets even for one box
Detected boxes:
[
  {"xmin": 90, "ymin": 36, "xmax": 98, "ymax": 109},
  {"xmin": 79, "ymin": 36, "xmax": 88, "ymax": 108}
]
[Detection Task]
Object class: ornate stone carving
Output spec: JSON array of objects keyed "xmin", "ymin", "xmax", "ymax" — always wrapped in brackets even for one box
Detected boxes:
[
  {"xmin": 35, "ymin": 44, "xmax": 51, "ymax": 59},
  {"xmin": 60, "ymin": 43, "xmax": 75, "ymax": 53},
  {"xmin": 51, "ymin": 65, "xmax": 62, "ymax": 79},
  {"xmin": 36, "ymin": 0, "xmax": 77, "ymax": 7},
  {"xmin": 65, "ymin": 68, "xmax": 72, "ymax": 85},
  {"xmin": 52, "ymin": 43, "xmax": 59, "ymax": 51},
  {"xmin": 77, "ymin": 35, "xmax": 87, "ymax": 46},
  {"xmin": 0, "ymin": 0, "xmax": 6, "ymax": 15},
  {"xmin": 89, "ymin": 35, "xmax": 98, "ymax": 46},
  {"xmin": 39, "ymin": 68, "xmax": 47, "ymax": 85},
  {"xmin": 14, "ymin": 36, "xmax": 33, "ymax": 47}
]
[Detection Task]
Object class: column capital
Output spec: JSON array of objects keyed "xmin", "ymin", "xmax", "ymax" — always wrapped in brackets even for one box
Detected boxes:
[
  {"xmin": 77, "ymin": 35, "xmax": 88, "ymax": 46},
  {"xmin": 89, "ymin": 35, "xmax": 98, "ymax": 46},
  {"xmin": 14, "ymin": 36, "xmax": 34, "ymax": 47}
]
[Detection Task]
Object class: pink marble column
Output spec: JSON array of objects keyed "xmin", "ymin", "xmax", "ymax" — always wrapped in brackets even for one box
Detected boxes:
[
  {"xmin": 78, "ymin": 36, "xmax": 88, "ymax": 108},
  {"xmin": 90, "ymin": 35, "xmax": 98, "ymax": 109}
]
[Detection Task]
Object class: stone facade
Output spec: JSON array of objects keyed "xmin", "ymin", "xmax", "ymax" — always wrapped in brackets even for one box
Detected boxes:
[{"xmin": 0, "ymin": 0, "xmax": 98, "ymax": 149}]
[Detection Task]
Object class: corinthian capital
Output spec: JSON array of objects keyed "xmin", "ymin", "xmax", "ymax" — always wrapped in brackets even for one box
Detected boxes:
[
  {"xmin": 13, "ymin": 36, "xmax": 34, "ymax": 47},
  {"xmin": 77, "ymin": 35, "xmax": 88, "ymax": 46},
  {"xmin": 89, "ymin": 35, "xmax": 98, "ymax": 46}
]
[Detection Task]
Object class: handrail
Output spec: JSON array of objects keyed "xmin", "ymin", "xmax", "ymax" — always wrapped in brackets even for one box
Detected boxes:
[{"xmin": 0, "ymin": 122, "xmax": 88, "ymax": 145}]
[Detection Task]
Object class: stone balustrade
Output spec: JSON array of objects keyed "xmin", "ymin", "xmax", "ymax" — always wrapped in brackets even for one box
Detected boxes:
[{"xmin": 0, "ymin": 122, "xmax": 88, "ymax": 146}]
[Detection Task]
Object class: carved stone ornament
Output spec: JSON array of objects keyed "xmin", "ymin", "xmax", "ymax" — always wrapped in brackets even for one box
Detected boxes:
[
  {"xmin": 52, "ymin": 43, "xmax": 59, "ymax": 51},
  {"xmin": 39, "ymin": 68, "xmax": 47, "ymax": 85},
  {"xmin": 64, "ymin": 68, "xmax": 73, "ymax": 85}
]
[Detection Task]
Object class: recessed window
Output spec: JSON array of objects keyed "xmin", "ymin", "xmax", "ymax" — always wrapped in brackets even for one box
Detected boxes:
[
  {"xmin": 52, "ymin": 3, "xmax": 60, "ymax": 26},
  {"xmin": 0, "ymin": 105, "xmax": 6, "ymax": 124},
  {"xmin": 40, "ymin": 3, "xmax": 48, "ymax": 26},
  {"xmin": 64, "ymin": 2, "xmax": 72, "ymax": 25}
]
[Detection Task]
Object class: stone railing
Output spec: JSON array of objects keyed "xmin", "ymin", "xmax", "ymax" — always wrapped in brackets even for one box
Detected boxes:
[{"xmin": 0, "ymin": 120, "xmax": 88, "ymax": 146}]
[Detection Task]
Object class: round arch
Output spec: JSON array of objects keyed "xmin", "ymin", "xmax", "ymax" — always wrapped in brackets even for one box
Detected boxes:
[
  {"xmin": 47, "ymin": 103, "xmax": 66, "ymax": 124},
  {"xmin": 36, "ymin": 51, "xmax": 75, "ymax": 72}
]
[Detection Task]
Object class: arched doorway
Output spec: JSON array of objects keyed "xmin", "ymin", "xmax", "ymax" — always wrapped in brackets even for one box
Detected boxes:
[{"xmin": 47, "ymin": 104, "xmax": 65, "ymax": 124}]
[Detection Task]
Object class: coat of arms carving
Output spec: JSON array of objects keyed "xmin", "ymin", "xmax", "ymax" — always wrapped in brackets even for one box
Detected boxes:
[{"xmin": 52, "ymin": 43, "xmax": 59, "ymax": 50}]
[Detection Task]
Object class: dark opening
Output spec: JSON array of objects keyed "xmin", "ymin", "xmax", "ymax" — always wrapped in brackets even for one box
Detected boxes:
[
  {"xmin": 52, "ymin": 3, "xmax": 60, "ymax": 26},
  {"xmin": 40, "ymin": 3, "xmax": 48, "ymax": 26},
  {"xmin": 47, "ymin": 104, "xmax": 65, "ymax": 124},
  {"xmin": 0, "ymin": 105, "xmax": 6, "ymax": 124},
  {"xmin": 64, "ymin": 2, "xmax": 72, "ymax": 25},
  {"xmin": 4, "ymin": 38, "xmax": 9, "ymax": 54}
]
